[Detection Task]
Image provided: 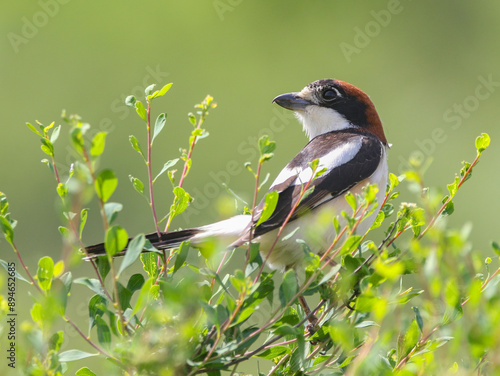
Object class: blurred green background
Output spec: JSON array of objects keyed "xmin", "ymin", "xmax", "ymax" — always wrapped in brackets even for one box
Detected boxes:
[{"xmin": 1, "ymin": 0, "xmax": 499, "ymax": 373}]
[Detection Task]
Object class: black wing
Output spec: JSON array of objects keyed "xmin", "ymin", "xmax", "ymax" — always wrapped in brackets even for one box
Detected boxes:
[{"xmin": 234, "ymin": 130, "xmax": 384, "ymax": 244}]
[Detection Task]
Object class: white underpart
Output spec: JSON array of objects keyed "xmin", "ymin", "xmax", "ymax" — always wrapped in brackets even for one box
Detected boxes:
[
  {"xmin": 270, "ymin": 138, "xmax": 363, "ymax": 189},
  {"xmin": 296, "ymin": 106, "xmax": 354, "ymax": 140}
]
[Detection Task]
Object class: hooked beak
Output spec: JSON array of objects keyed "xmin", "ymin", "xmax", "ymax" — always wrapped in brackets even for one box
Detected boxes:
[{"xmin": 272, "ymin": 92, "xmax": 311, "ymax": 111}]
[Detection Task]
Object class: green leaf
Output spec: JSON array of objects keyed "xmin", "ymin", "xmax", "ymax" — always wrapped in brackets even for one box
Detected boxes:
[
  {"xmin": 255, "ymin": 191, "xmax": 278, "ymax": 227},
  {"xmin": 79, "ymin": 209, "xmax": 88, "ymax": 239},
  {"xmin": 104, "ymin": 202, "xmax": 123, "ymax": 225},
  {"xmin": 273, "ymin": 324, "xmax": 301, "ymax": 336},
  {"xmin": 37, "ymin": 256, "xmax": 54, "ymax": 291},
  {"xmin": 152, "ymin": 113, "xmax": 167, "ymax": 145},
  {"xmin": 90, "ymin": 132, "xmax": 107, "ymax": 157},
  {"xmin": 475, "ymin": 133, "xmax": 490, "ymax": 153},
  {"xmin": 318, "ymin": 264, "xmax": 342, "ymax": 286},
  {"xmin": 332, "ymin": 216, "xmax": 340, "ymax": 235},
  {"xmin": 308, "ymin": 158, "xmax": 319, "ymax": 172},
  {"xmin": 441, "ymin": 198, "xmax": 455, "ymax": 216},
  {"xmin": 279, "ymin": 269, "xmax": 298, "ymax": 307},
  {"xmin": 141, "ymin": 252, "xmax": 159, "ymax": 279},
  {"xmin": 129, "ymin": 135, "xmax": 146, "ymax": 161},
  {"xmin": 389, "ymin": 173, "xmax": 401, "ymax": 191},
  {"xmin": 144, "ymin": 84, "xmax": 156, "ymax": 96},
  {"xmin": 59, "ymin": 226, "xmax": 70, "ymax": 237},
  {"xmin": 129, "ymin": 175, "xmax": 145, "ymax": 197},
  {"xmin": 31, "ymin": 303, "xmax": 43, "ymax": 326},
  {"xmin": 131, "ymin": 278, "xmax": 153, "ymax": 316},
  {"xmin": 399, "ymin": 320, "xmax": 420, "ymax": 360},
  {"xmin": 70, "ymin": 127, "xmax": 84, "ymax": 156},
  {"xmin": 492, "ymin": 241, "xmax": 500, "ymax": 256},
  {"xmin": 345, "ymin": 192, "xmax": 357, "ymax": 212},
  {"xmin": 370, "ymin": 211, "xmax": 385, "ymax": 230},
  {"xmin": 58, "ymin": 350, "xmax": 98, "ymax": 362},
  {"xmin": 0, "ymin": 259, "xmax": 29, "ymax": 283},
  {"xmin": 49, "ymin": 331, "xmax": 64, "ymax": 352},
  {"xmin": 169, "ymin": 187, "xmax": 192, "ymax": 221},
  {"xmin": 116, "ymin": 282, "xmax": 133, "ymax": 311},
  {"xmin": 412, "ymin": 306, "xmax": 424, "ymax": 333},
  {"xmin": 442, "ymin": 303, "xmax": 463, "ymax": 325},
  {"xmin": 445, "ymin": 279, "xmax": 460, "ymax": 307},
  {"xmin": 95, "ymin": 169, "xmax": 118, "ymax": 203},
  {"xmin": 135, "ymin": 100, "xmax": 147, "ymax": 122},
  {"xmin": 96, "ymin": 257, "xmax": 110, "ymax": 281},
  {"xmin": 76, "ymin": 367, "xmax": 97, "ymax": 376},
  {"xmin": 188, "ymin": 112, "xmax": 196, "ymax": 126},
  {"xmin": 56, "ymin": 182, "xmax": 68, "ymax": 199},
  {"xmin": 27, "ymin": 122, "xmax": 44, "ymax": 137},
  {"xmin": 118, "ymin": 234, "xmax": 146, "ymax": 277},
  {"xmin": 96, "ymin": 315, "xmax": 111, "ymax": 349},
  {"xmin": 105, "ymin": 225, "xmax": 128, "ymax": 257},
  {"xmin": 153, "ymin": 159, "xmax": 179, "ymax": 183},
  {"xmin": 0, "ymin": 192, "xmax": 8, "ymax": 215},
  {"xmin": 74, "ymin": 278, "xmax": 107, "ymax": 300},
  {"xmin": 374, "ymin": 258, "xmax": 404, "ymax": 280},
  {"xmin": 153, "ymin": 83, "xmax": 173, "ymax": 99},
  {"xmin": 50, "ymin": 124, "xmax": 61, "ymax": 143},
  {"xmin": 192, "ymin": 128, "xmax": 204, "ymax": 137},
  {"xmin": 125, "ymin": 95, "xmax": 136, "ymax": 107},
  {"xmin": 339, "ymin": 235, "xmax": 362, "ymax": 255},
  {"xmin": 447, "ymin": 176, "xmax": 459, "ymax": 197},
  {"xmin": 0, "ymin": 215, "xmax": 14, "ymax": 245},
  {"xmin": 43, "ymin": 121, "xmax": 55, "ymax": 134},
  {"xmin": 256, "ymin": 345, "xmax": 290, "ymax": 359},
  {"xmin": 127, "ymin": 273, "xmax": 145, "ymax": 293},
  {"xmin": 258, "ymin": 135, "xmax": 276, "ymax": 156},
  {"xmin": 173, "ymin": 241, "xmax": 190, "ymax": 273},
  {"xmin": 40, "ymin": 138, "xmax": 54, "ymax": 157},
  {"xmin": 398, "ymin": 289, "xmax": 424, "ymax": 304},
  {"xmin": 89, "ymin": 294, "xmax": 108, "ymax": 331},
  {"xmin": 230, "ymin": 269, "xmax": 247, "ymax": 293},
  {"xmin": 338, "ymin": 355, "xmax": 355, "ymax": 368}
]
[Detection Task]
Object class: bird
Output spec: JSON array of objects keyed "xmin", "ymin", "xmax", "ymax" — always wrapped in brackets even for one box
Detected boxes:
[{"xmin": 85, "ymin": 79, "xmax": 389, "ymax": 271}]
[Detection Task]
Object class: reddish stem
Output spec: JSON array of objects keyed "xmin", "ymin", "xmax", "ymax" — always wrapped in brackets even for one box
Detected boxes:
[
  {"xmin": 418, "ymin": 152, "xmax": 480, "ymax": 240},
  {"xmin": 147, "ymin": 100, "xmax": 161, "ymax": 237}
]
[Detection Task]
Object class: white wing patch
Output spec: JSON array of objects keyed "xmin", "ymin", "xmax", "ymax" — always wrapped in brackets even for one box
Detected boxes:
[{"xmin": 270, "ymin": 138, "xmax": 363, "ymax": 189}]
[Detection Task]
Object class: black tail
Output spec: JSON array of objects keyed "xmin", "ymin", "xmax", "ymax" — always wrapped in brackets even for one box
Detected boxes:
[{"xmin": 84, "ymin": 228, "xmax": 201, "ymax": 259}]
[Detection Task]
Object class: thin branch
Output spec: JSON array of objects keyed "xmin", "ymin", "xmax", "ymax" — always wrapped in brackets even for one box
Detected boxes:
[
  {"xmin": 64, "ymin": 315, "xmax": 119, "ymax": 362},
  {"xmin": 417, "ymin": 152, "xmax": 481, "ymax": 240},
  {"xmin": 12, "ymin": 242, "xmax": 42, "ymax": 294},
  {"xmin": 146, "ymin": 100, "xmax": 161, "ymax": 237}
]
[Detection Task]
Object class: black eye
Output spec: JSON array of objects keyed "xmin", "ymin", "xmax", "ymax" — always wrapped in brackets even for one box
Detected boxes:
[{"xmin": 322, "ymin": 89, "xmax": 338, "ymax": 101}]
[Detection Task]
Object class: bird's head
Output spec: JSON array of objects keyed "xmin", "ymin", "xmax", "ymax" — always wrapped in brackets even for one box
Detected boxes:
[{"xmin": 273, "ymin": 79, "xmax": 387, "ymax": 144}]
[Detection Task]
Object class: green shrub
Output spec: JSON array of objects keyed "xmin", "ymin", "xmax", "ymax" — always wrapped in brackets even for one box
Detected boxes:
[{"xmin": 0, "ymin": 83, "xmax": 496, "ymax": 375}]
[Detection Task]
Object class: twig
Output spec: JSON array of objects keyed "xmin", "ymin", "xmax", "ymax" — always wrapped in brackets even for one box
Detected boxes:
[
  {"xmin": 11, "ymin": 242, "xmax": 42, "ymax": 294},
  {"xmin": 417, "ymin": 152, "xmax": 481, "ymax": 240},
  {"xmin": 146, "ymin": 99, "xmax": 161, "ymax": 237},
  {"xmin": 64, "ymin": 315, "xmax": 119, "ymax": 362}
]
